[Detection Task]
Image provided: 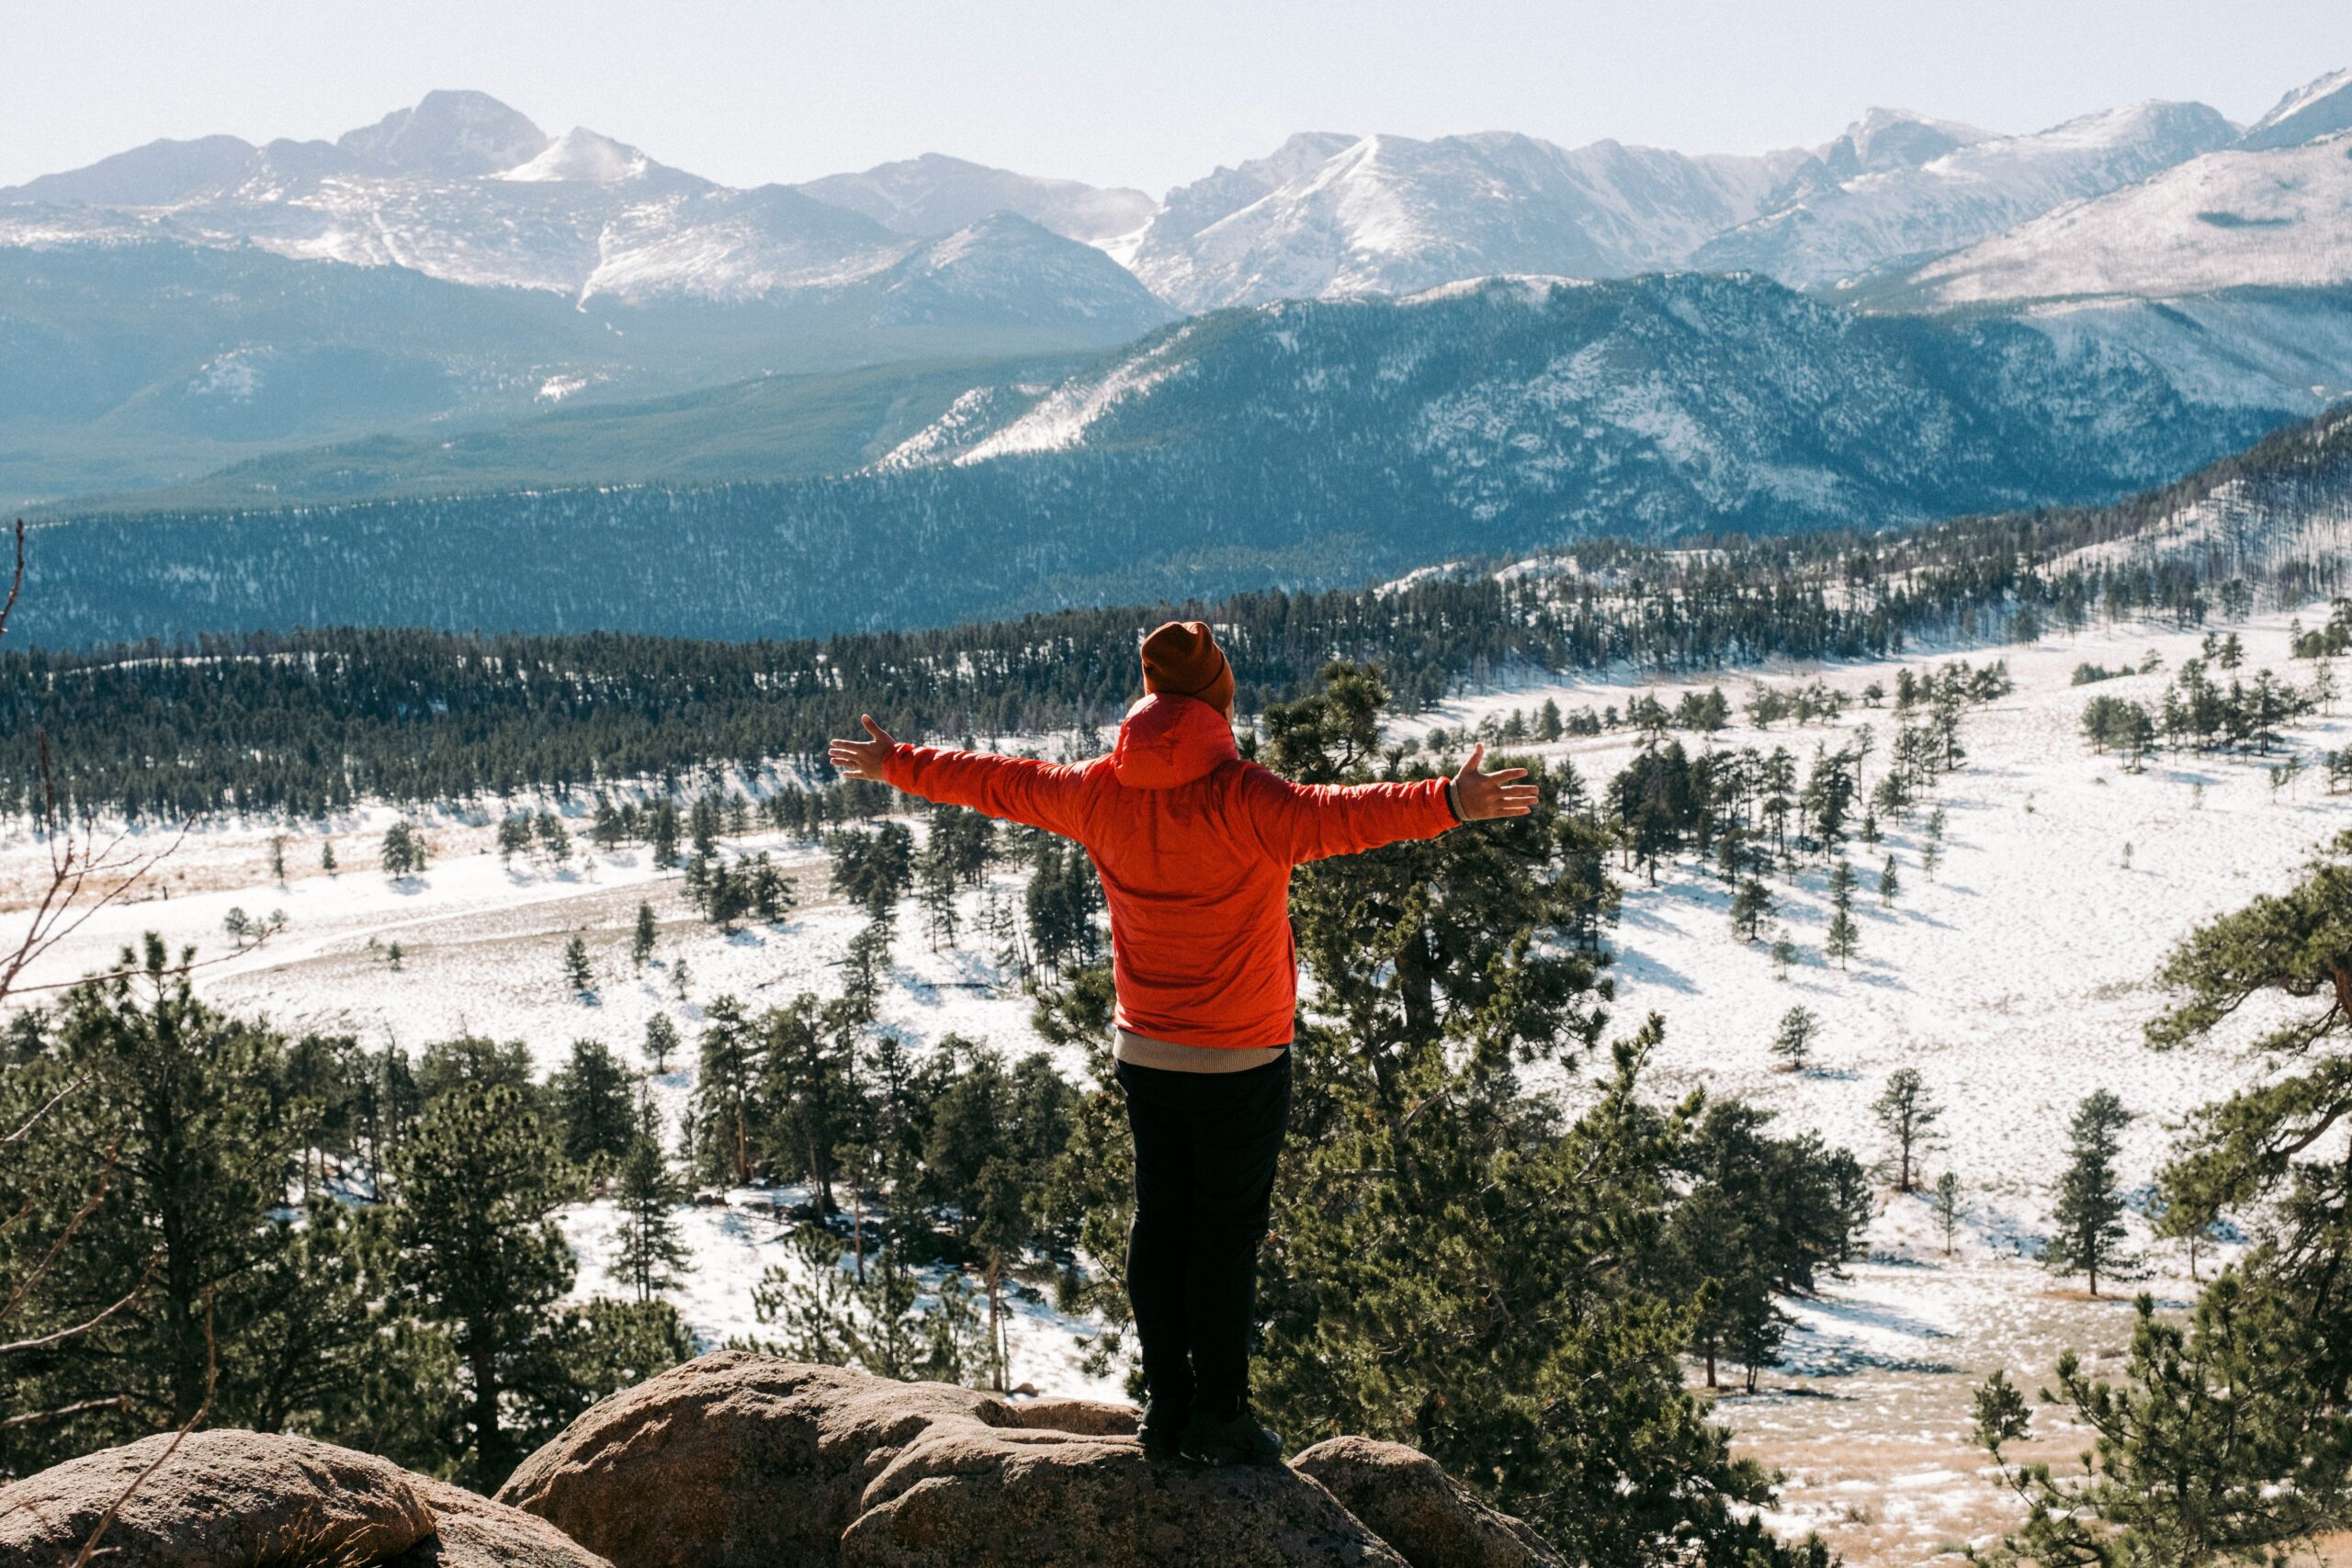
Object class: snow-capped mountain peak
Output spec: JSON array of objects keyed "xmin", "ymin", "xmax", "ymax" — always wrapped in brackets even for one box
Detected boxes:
[
  {"xmin": 499, "ymin": 128, "xmax": 673, "ymax": 186},
  {"xmin": 1894, "ymin": 128, "xmax": 2352, "ymax": 306},
  {"xmin": 791, "ymin": 152, "xmax": 1155, "ymax": 245},
  {"xmin": 1838, "ymin": 107, "xmax": 1997, "ymax": 172},
  {"xmin": 2241, "ymin": 66, "xmax": 2352, "ymax": 150},
  {"xmin": 1698, "ymin": 98, "xmax": 2236, "ymax": 290},
  {"xmin": 334, "ymin": 89, "xmax": 551, "ymax": 177},
  {"xmin": 0, "ymin": 90, "xmax": 1171, "ymax": 330},
  {"xmin": 1126, "ymin": 127, "xmax": 1807, "ymax": 310}
]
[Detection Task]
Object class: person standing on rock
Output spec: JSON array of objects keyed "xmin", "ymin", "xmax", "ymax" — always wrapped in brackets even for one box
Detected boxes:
[{"xmin": 831, "ymin": 621, "xmax": 1533, "ymax": 1465}]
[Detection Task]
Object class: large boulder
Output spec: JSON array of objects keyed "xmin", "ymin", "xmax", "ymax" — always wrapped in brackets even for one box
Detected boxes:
[
  {"xmin": 497, "ymin": 1351, "xmax": 1566, "ymax": 1568},
  {"xmin": 0, "ymin": 1358, "xmax": 1570, "ymax": 1568},
  {"xmin": 0, "ymin": 1429, "xmax": 434, "ymax": 1568},
  {"xmin": 842, "ymin": 1418, "xmax": 1406, "ymax": 1567},
  {"xmin": 392, "ymin": 1476, "xmax": 617, "ymax": 1568},
  {"xmin": 0, "ymin": 1428, "xmax": 606, "ymax": 1568},
  {"xmin": 1293, "ymin": 1437, "xmax": 1568, "ymax": 1568}
]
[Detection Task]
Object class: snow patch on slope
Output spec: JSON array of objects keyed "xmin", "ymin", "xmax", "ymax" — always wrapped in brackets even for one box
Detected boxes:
[
  {"xmin": 949, "ymin": 323, "xmax": 1200, "ymax": 464},
  {"xmin": 1905, "ymin": 133, "xmax": 2352, "ymax": 304}
]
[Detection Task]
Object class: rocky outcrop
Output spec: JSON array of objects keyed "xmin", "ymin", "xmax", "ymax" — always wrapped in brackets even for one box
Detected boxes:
[
  {"xmin": 1, "ymin": 1356, "xmax": 1568, "ymax": 1568},
  {"xmin": 1293, "ymin": 1438, "xmax": 1569, "ymax": 1568},
  {"xmin": 394, "ymin": 1476, "xmax": 618, "ymax": 1568},
  {"xmin": 0, "ymin": 1427, "xmax": 602, "ymax": 1568},
  {"xmin": 496, "ymin": 1352, "xmax": 1566, "ymax": 1568}
]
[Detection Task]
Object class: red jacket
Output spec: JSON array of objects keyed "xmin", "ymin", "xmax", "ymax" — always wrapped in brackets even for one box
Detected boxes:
[{"xmin": 881, "ymin": 694, "xmax": 1459, "ymax": 1050}]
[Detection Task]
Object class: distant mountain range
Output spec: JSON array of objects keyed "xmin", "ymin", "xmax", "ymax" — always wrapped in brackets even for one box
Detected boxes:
[
  {"xmin": 17, "ymin": 273, "xmax": 2314, "ymax": 649},
  {"xmin": 8, "ymin": 69, "xmax": 2352, "ymax": 524},
  {"xmin": 1879, "ymin": 82, "xmax": 2352, "ymax": 306}
]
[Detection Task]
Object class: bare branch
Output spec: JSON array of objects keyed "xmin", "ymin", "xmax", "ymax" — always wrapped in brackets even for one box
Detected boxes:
[
  {"xmin": 0, "ymin": 779, "xmax": 196, "ymax": 1005},
  {"xmin": 72, "ymin": 1292, "xmax": 215, "ymax": 1568},
  {"xmin": 0, "ymin": 1074, "xmax": 86, "ymax": 1148},
  {"xmin": 0, "ymin": 519, "xmax": 22, "ymax": 642},
  {"xmin": 0, "ymin": 1258, "xmax": 153, "ymax": 1355},
  {"xmin": 0, "ymin": 1139, "xmax": 120, "ymax": 1328},
  {"xmin": 2, "ymin": 933, "xmax": 287, "ymax": 1000},
  {"xmin": 0, "ymin": 1394, "xmax": 129, "ymax": 1432}
]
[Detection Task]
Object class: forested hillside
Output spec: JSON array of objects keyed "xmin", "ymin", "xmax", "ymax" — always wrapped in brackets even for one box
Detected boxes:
[
  {"xmin": 13, "ymin": 274, "xmax": 2313, "ymax": 649},
  {"xmin": 8, "ymin": 402, "xmax": 2346, "ymax": 821}
]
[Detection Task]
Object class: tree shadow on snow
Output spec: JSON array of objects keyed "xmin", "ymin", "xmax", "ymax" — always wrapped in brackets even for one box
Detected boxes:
[{"xmin": 1611, "ymin": 950, "xmax": 1699, "ymax": 994}]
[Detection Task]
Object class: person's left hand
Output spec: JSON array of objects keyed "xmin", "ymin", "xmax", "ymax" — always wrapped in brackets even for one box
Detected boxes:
[{"xmin": 829, "ymin": 715, "xmax": 897, "ymax": 783}]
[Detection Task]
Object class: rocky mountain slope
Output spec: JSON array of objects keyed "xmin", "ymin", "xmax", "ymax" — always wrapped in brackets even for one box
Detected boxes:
[
  {"xmin": 1883, "ymin": 72, "xmax": 2352, "ymax": 306},
  {"xmin": 795, "ymin": 152, "xmax": 1155, "ymax": 245},
  {"xmin": 12, "ymin": 272, "xmax": 2316, "ymax": 648},
  {"xmin": 13, "ymin": 72, "xmax": 2348, "ymax": 510},
  {"xmin": 0, "ymin": 90, "xmax": 1163, "ymax": 316},
  {"xmin": 0, "ymin": 1356, "xmax": 1571, "ymax": 1568},
  {"xmin": 1693, "ymin": 99, "xmax": 2235, "ymax": 289},
  {"xmin": 1123, "ymin": 129, "xmax": 1809, "ymax": 310},
  {"xmin": 0, "ymin": 91, "xmax": 1172, "ymax": 504}
]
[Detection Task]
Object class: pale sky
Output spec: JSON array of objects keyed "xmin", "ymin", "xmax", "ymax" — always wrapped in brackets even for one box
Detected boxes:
[{"xmin": 6, "ymin": 0, "xmax": 2349, "ymax": 196}]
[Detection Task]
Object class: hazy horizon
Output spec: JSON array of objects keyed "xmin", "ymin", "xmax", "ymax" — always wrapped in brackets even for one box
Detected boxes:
[{"xmin": 6, "ymin": 0, "xmax": 2350, "ymax": 196}]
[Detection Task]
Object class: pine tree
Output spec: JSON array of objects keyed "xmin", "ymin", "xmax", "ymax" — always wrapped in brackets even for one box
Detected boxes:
[
  {"xmin": 1730, "ymin": 876, "xmax": 1774, "ymax": 942},
  {"xmin": 0, "ymin": 939, "xmax": 356, "ymax": 1463},
  {"xmin": 1825, "ymin": 859, "xmax": 1860, "ymax": 969},
  {"xmin": 670, "ymin": 955, "xmax": 692, "ymax": 1002},
  {"xmin": 917, "ymin": 851, "xmax": 959, "ymax": 952},
  {"xmin": 611, "ymin": 1135, "xmax": 692, "ymax": 1303},
  {"xmin": 632, "ymin": 901, "xmax": 657, "ymax": 969},
  {"xmin": 321, "ymin": 840, "xmax": 337, "ymax": 874},
  {"xmin": 496, "ymin": 814, "xmax": 533, "ymax": 866},
  {"xmin": 534, "ymin": 811, "xmax": 571, "ymax": 867},
  {"xmin": 642, "ymin": 1013, "xmax": 680, "ymax": 1074},
  {"xmin": 1878, "ymin": 853, "xmax": 1902, "ymax": 906},
  {"xmin": 1872, "ymin": 1067, "xmax": 1940, "ymax": 1193},
  {"xmin": 756, "ymin": 995, "xmax": 862, "ymax": 1214},
  {"xmin": 561, "ymin": 934, "xmax": 594, "ymax": 995},
  {"xmin": 1976, "ymin": 1280, "xmax": 2352, "ymax": 1562},
  {"xmin": 1770, "ymin": 928, "xmax": 1798, "ymax": 979},
  {"xmin": 1932, "ymin": 1171, "xmax": 1962, "ymax": 1257},
  {"xmin": 1771, "ymin": 1006, "xmax": 1818, "ymax": 1072},
  {"xmin": 548, "ymin": 1038, "xmax": 636, "ymax": 1170},
  {"xmin": 268, "ymin": 834, "xmax": 288, "ymax": 884},
  {"xmin": 389, "ymin": 1080, "xmax": 576, "ymax": 1488},
  {"xmin": 692, "ymin": 995, "xmax": 759, "ymax": 1186},
  {"xmin": 842, "ymin": 919, "xmax": 893, "ymax": 1023},
  {"xmin": 648, "ymin": 798, "xmax": 680, "ymax": 868},
  {"xmin": 747, "ymin": 852, "xmax": 792, "ymax": 923},
  {"xmin": 380, "ymin": 820, "xmax": 427, "ymax": 878},
  {"xmin": 2046, "ymin": 1090, "xmax": 2139, "ymax": 1297}
]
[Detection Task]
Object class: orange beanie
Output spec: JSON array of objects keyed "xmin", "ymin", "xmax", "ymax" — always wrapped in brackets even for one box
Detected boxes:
[{"xmin": 1140, "ymin": 620, "xmax": 1234, "ymax": 715}]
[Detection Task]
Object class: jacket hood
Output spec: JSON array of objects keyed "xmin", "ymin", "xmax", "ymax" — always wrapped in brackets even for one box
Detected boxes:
[{"xmin": 1111, "ymin": 694, "xmax": 1238, "ymax": 790}]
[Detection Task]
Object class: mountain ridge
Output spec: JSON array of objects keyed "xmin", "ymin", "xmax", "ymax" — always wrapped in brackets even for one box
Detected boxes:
[{"xmin": 11, "ymin": 271, "xmax": 2316, "ymax": 649}]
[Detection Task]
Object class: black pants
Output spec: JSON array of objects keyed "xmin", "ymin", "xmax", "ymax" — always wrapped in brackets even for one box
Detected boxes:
[{"xmin": 1114, "ymin": 1051, "xmax": 1293, "ymax": 1420}]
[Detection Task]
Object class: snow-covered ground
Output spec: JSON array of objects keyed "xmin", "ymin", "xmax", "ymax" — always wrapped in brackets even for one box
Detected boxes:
[{"xmin": 2, "ymin": 604, "xmax": 2344, "ymax": 1562}]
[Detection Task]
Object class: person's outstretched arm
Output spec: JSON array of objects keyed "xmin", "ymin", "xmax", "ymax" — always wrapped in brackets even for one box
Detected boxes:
[
  {"xmin": 1242, "ymin": 743, "xmax": 1539, "ymax": 864},
  {"xmin": 830, "ymin": 715, "xmax": 1091, "ymax": 840}
]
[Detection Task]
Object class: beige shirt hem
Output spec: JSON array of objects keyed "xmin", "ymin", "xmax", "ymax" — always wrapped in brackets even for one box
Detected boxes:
[{"xmin": 1114, "ymin": 1029, "xmax": 1289, "ymax": 1074}]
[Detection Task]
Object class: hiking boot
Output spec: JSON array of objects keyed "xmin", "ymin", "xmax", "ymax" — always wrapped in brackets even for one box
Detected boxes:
[
  {"xmin": 1137, "ymin": 1398, "xmax": 1191, "ymax": 1461},
  {"xmin": 1177, "ymin": 1405, "xmax": 1283, "ymax": 1467}
]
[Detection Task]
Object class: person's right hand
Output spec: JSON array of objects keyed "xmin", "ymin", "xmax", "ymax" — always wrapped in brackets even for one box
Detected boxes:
[{"xmin": 1453, "ymin": 744, "xmax": 1538, "ymax": 820}]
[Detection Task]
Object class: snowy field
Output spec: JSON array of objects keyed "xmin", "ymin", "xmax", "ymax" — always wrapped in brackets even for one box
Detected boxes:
[{"xmin": 2, "ymin": 604, "xmax": 2345, "ymax": 1562}]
